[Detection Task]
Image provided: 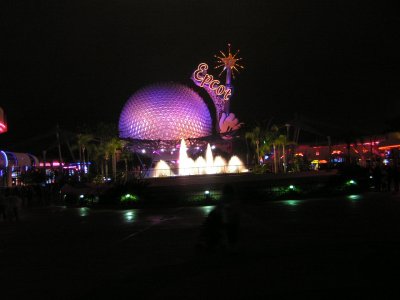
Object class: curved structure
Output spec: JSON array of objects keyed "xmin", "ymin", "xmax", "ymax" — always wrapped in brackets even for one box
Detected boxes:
[
  {"xmin": 119, "ymin": 83, "xmax": 212, "ymax": 141},
  {"xmin": 1, "ymin": 151, "xmax": 39, "ymax": 187},
  {"xmin": 0, "ymin": 107, "xmax": 7, "ymax": 134},
  {"xmin": 0, "ymin": 151, "xmax": 39, "ymax": 169}
]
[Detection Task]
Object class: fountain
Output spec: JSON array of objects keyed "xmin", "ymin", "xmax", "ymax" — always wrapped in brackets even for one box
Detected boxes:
[
  {"xmin": 178, "ymin": 139, "xmax": 190, "ymax": 176},
  {"xmin": 195, "ymin": 156, "xmax": 206, "ymax": 175},
  {"xmin": 153, "ymin": 160, "xmax": 171, "ymax": 177},
  {"xmin": 228, "ymin": 155, "xmax": 245, "ymax": 173},
  {"xmin": 153, "ymin": 139, "xmax": 246, "ymax": 177},
  {"xmin": 205, "ymin": 143, "xmax": 214, "ymax": 174},
  {"xmin": 214, "ymin": 156, "xmax": 227, "ymax": 174}
]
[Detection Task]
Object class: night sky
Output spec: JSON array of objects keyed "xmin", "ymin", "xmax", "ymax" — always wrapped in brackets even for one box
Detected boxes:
[{"xmin": 1, "ymin": 0, "xmax": 399, "ymax": 152}]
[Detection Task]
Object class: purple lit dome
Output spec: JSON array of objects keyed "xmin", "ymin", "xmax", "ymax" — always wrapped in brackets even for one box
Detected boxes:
[{"xmin": 119, "ymin": 83, "xmax": 213, "ymax": 141}]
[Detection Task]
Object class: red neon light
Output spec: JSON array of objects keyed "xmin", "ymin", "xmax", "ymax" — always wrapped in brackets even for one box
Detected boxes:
[
  {"xmin": 0, "ymin": 122, "xmax": 7, "ymax": 133},
  {"xmin": 39, "ymin": 161, "xmax": 64, "ymax": 167},
  {"xmin": 378, "ymin": 144, "xmax": 400, "ymax": 150},
  {"xmin": 39, "ymin": 162, "xmax": 52, "ymax": 167},
  {"xmin": 331, "ymin": 150, "xmax": 342, "ymax": 155}
]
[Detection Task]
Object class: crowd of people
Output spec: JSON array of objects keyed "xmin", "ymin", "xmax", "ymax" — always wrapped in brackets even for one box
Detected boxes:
[
  {"xmin": 0, "ymin": 185, "xmax": 57, "ymax": 221},
  {"xmin": 371, "ymin": 160, "xmax": 400, "ymax": 193}
]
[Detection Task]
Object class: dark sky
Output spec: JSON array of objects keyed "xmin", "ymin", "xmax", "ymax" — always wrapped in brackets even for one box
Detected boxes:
[{"xmin": 1, "ymin": 0, "xmax": 399, "ymax": 151}]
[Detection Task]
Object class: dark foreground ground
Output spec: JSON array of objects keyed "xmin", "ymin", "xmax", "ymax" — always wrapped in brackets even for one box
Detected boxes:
[{"xmin": 1, "ymin": 191, "xmax": 400, "ymax": 299}]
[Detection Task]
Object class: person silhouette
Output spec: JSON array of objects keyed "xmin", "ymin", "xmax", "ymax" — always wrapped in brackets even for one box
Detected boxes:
[
  {"xmin": 219, "ymin": 184, "xmax": 241, "ymax": 250},
  {"xmin": 198, "ymin": 184, "xmax": 241, "ymax": 252},
  {"xmin": 393, "ymin": 162, "xmax": 400, "ymax": 193},
  {"xmin": 373, "ymin": 161, "xmax": 382, "ymax": 192}
]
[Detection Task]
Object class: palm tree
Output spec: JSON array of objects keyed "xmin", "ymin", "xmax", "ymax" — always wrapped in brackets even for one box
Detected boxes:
[
  {"xmin": 74, "ymin": 133, "xmax": 96, "ymax": 177},
  {"xmin": 259, "ymin": 125, "xmax": 279, "ymax": 172},
  {"xmin": 76, "ymin": 133, "xmax": 95, "ymax": 165},
  {"xmin": 105, "ymin": 138, "xmax": 124, "ymax": 181},
  {"xmin": 84, "ymin": 141, "xmax": 98, "ymax": 167},
  {"xmin": 273, "ymin": 133, "xmax": 297, "ymax": 173},
  {"xmin": 92, "ymin": 122, "xmax": 120, "ymax": 181},
  {"xmin": 273, "ymin": 135, "xmax": 287, "ymax": 173},
  {"xmin": 120, "ymin": 148, "xmax": 133, "ymax": 183},
  {"xmin": 245, "ymin": 124, "xmax": 281, "ymax": 170},
  {"xmin": 88, "ymin": 142, "xmax": 104, "ymax": 178},
  {"xmin": 245, "ymin": 126, "xmax": 262, "ymax": 165}
]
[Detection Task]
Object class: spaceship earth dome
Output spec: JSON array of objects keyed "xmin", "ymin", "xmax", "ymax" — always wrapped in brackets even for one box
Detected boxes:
[{"xmin": 119, "ymin": 83, "xmax": 213, "ymax": 141}]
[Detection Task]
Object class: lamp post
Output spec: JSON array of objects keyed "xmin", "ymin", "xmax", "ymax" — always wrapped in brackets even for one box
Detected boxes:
[{"xmin": 284, "ymin": 124, "xmax": 290, "ymax": 173}]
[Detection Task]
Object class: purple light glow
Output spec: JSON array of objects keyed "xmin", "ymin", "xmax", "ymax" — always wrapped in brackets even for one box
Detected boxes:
[{"xmin": 119, "ymin": 83, "xmax": 212, "ymax": 141}]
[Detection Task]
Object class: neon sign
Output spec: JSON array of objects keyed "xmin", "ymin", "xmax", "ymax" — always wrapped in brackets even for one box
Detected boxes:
[
  {"xmin": 0, "ymin": 122, "xmax": 6, "ymax": 134},
  {"xmin": 193, "ymin": 63, "xmax": 232, "ymax": 101}
]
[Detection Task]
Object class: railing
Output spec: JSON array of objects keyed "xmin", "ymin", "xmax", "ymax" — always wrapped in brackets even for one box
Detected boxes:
[{"xmin": 144, "ymin": 164, "xmax": 247, "ymax": 178}]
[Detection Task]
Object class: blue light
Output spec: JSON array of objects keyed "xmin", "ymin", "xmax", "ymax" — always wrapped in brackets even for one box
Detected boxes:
[
  {"xmin": 8, "ymin": 151, "xmax": 18, "ymax": 166},
  {"xmin": 0, "ymin": 150, "xmax": 8, "ymax": 167}
]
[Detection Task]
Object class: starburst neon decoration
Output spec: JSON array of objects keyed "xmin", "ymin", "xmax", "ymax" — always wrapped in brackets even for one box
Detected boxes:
[{"xmin": 214, "ymin": 44, "xmax": 244, "ymax": 79}]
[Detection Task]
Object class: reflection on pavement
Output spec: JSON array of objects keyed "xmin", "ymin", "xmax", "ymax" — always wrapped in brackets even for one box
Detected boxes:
[
  {"xmin": 79, "ymin": 207, "xmax": 90, "ymax": 217},
  {"xmin": 123, "ymin": 210, "xmax": 136, "ymax": 223},
  {"xmin": 198, "ymin": 205, "xmax": 215, "ymax": 217}
]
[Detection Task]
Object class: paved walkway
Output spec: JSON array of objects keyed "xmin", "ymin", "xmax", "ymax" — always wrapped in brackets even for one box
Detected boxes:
[{"xmin": 1, "ymin": 191, "xmax": 400, "ymax": 299}]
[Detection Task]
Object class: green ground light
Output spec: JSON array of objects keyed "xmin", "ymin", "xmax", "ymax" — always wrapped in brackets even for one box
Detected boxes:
[{"xmin": 121, "ymin": 193, "xmax": 139, "ymax": 202}]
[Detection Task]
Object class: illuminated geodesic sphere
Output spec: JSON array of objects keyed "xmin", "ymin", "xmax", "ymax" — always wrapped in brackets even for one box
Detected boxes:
[{"xmin": 119, "ymin": 83, "xmax": 213, "ymax": 141}]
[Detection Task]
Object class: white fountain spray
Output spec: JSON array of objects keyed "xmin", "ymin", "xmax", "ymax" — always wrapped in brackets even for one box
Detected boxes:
[
  {"xmin": 154, "ymin": 160, "xmax": 171, "ymax": 177},
  {"xmin": 214, "ymin": 156, "xmax": 227, "ymax": 174},
  {"xmin": 195, "ymin": 156, "xmax": 206, "ymax": 175},
  {"xmin": 178, "ymin": 139, "xmax": 189, "ymax": 176},
  {"xmin": 153, "ymin": 139, "xmax": 246, "ymax": 177},
  {"xmin": 228, "ymin": 155, "xmax": 245, "ymax": 173},
  {"xmin": 205, "ymin": 144, "xmax": 214, "ymax": 174}
]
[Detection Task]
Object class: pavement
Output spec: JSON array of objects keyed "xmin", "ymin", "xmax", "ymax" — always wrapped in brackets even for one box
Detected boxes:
[{"xmin": 1, "ymin": 191, "xmax": 400, "ymax": 299}]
